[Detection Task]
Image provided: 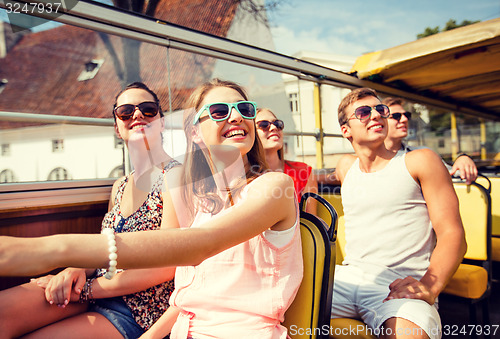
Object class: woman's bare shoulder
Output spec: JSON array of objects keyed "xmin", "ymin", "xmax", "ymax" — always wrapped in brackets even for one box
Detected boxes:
[{"xmin": 336, "ymin": 154, "xmax": 357, "ymax": 181}]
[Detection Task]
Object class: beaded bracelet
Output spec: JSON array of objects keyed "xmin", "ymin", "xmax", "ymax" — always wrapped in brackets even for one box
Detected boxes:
[
  {"xmin": 79, "ymin": 277, "xmax": 96, "ymax": 303},
  {"xmin": 102, "ymin": 228, "xmax": 118, "ymax": 280}
]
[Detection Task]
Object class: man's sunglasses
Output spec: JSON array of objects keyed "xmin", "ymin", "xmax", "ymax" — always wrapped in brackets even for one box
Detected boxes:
[
  {"xmin": 193, "ymin": 101, "xmax": 257, "ymax": 125},
  {"xmin": 256, "ymin": 119, "xmax": 284, "ymax": 131},
  {"xmin": 390, "ymin": 112, "xmax": 412, "ymax": 121},
  {"xmin": 114, "ymin": 102, "xmax": 159, "ymax": 121},
  {"xmin": 348, "ymin": 104, "xmax": 390, "ymax": 122}
]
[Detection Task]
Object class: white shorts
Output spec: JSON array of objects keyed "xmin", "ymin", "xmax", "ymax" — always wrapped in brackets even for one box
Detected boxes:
[{"xmin": 331, "ymin": 265, "xmax": 441, "ymax": 339}]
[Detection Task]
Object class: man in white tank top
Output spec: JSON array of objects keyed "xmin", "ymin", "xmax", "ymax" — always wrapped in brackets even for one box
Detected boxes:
[
  {"xmin": 382, "ymin": 96, "xmax": 478, "ymax": 184},
  {"xmin": 332, "ymin": 88, "xmax": 467, "ymax": 339}
]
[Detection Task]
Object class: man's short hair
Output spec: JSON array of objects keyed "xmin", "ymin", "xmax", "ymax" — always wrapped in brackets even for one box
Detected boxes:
[
  {"xmin": 382, "ymin": 97, "xmax": 405, "ymax": 107},
  {"xmin": 338, "ymin": 87, "xmax": 380, "ymax": 126}
]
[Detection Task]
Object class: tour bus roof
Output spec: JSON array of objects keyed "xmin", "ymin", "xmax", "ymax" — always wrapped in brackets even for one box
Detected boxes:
[{"xmin": 350, "ymin": 17, "xmax": 500, "ymax": 121}]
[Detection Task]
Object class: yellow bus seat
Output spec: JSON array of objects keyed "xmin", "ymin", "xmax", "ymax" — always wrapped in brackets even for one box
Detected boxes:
[
  {"xmin": 476, "ymin": 175, "xmax": 500, "ymax": 262},
  {"xmin": 442, "ymin": 181, "xmax": 492, "ymax": 326},
  {"xmin": 492, "ymin": 237, "xmax": 500, "ymax": 263},
  {"xmin": 335, "ymin": 216, "xmax": 346, "ymax": 265},
  {"xmin": 317, "ymin": 194, "xmax": 346, "ymax": 265},
  {"xmin": 443, "ymin": 264, "xmax": 488, "ymax": 299},
  {"xmin": 284, "ymin": 193, "xmax": 337, "ymax": 339},
  {"xmin": 318, "ymin": 194, "xmax": 376, "ymax": 339}
]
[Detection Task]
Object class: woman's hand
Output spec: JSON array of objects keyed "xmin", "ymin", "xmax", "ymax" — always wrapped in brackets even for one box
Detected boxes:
[
  {"xmin": 30, "ymin": 274, "xmax": 54, "ymax": 288},
  {"xmin": 42, "ymin": 268, "xmax": 87, "ymax": 307}
]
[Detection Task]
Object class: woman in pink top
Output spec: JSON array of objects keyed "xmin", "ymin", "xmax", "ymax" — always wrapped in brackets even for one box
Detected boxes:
[{"xmin": 0, "ymin": 79, "xmax": 303, "ymax": 339}]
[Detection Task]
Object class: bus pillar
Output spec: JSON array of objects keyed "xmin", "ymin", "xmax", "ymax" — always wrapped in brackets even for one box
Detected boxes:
[
  {"xmin": 313, "ymin": 83, "xmax": 324, "ymax": 169},
  {"xmin": 480, "ymin": 119, "xmax": 487, "ymax": 160},
  {"xmin": 450, "ymin": 112, "xmax": 459, "ymax": 160}
]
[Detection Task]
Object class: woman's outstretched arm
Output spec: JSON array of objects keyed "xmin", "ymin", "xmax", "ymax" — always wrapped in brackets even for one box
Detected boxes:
[{"xmin": 0, "ymin": 172, "xmax": 295, "ymax": 276}]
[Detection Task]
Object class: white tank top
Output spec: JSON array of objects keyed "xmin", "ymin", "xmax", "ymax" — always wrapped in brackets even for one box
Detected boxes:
[{"xmin": 341, "ymin": 150, "xmax": 436, "ymax": 279}]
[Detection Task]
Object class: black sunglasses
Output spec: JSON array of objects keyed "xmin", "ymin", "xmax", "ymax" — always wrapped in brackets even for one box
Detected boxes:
[
  {"xmin": 114, "ymin": 102, "xmax": 159, "ymax": 121},
  {"xmin": 348, "ymin": 104, "xmax": 390, "ymax": 122},
  {"xmin": 390, "ymin": 112, "xmax": 412, "ymax": 121},
  {"xmin": 256, "ymin": 119, "xmax": 284, "ymax": 131}
]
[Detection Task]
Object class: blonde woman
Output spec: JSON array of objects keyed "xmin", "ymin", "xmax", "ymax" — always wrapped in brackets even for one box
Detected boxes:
[{"xmin": 256, "ymin": 108, "xmax": 318, "ymax": 214}]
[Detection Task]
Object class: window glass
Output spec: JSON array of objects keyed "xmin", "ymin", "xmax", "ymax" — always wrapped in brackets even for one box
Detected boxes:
[
  {"xmin": 1, "ymin": 1, "xmax": 498, "ymax": 186},
  {"xmin": 392, "ymin": 101, "xmax": 500, "ymax": 170},
  {"xmin": 52, "ymin": 139, "xmax": 64, "ymax": 153},
  {"xmin": 0, "ymin": 13, "xmax": 308, "ymax": 183},
  {"xmin": 1, "ymin": 143, "xmax": 10, "ymax": 156},
  {"xmin": 0, "ymin": 169, "xmax": 16, "ymax": 183}
]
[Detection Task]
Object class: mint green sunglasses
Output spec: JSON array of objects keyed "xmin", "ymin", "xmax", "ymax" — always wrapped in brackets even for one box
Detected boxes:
[{"xmin": 193, "ymin": 101, "xmax": 257, "ymax": 125}]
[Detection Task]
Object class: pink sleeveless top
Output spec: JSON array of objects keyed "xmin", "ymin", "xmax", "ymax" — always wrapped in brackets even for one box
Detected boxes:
[{"xmin": 170, "ymin": 178, "xmax": 303, "ymax": 339}]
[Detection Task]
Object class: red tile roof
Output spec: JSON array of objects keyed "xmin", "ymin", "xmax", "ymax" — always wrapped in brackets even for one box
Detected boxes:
[{"xmin": 0, "ymin": 0, "xmax": 239, "ymax": 128}]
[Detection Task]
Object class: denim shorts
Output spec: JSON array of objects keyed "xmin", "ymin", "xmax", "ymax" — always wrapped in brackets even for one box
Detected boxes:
[{"xmin": 89, "ymin": 297, "xmax": 144, "ymax": 339}]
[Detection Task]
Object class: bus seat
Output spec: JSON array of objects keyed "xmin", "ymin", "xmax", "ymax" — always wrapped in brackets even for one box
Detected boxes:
[
  {"xmin": 318, "ymin": 193, "xmax": 376, "ymax": 339},
  {"xmin": 284, "ymin": 193, "xmax": 337, "ymax": 339},
  {"xmin": 335, "ymin": 216, "xmax": 346, "ymax": 265},
  {"xmin": 442, "ymin": 181, "xmax": 492, "ymax": 327},
  {"xmin": 317, "ymin": 193, "xmax": 344, "ymax": 219},
  {"xmin": 317, "ymin": 194, "xmax": 345, "ymax": 265},
  {"xmin": 476, "ymin": 175, "xmax": 500, "ymax": 262},
  {"xmin": 492, "ymin": 237, "xmax": 500, "ymax": 263}
]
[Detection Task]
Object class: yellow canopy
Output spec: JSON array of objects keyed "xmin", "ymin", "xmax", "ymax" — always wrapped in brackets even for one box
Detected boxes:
[{"xmin": 351, "ymin": 18, "xmax": 500, "ymax": 121}]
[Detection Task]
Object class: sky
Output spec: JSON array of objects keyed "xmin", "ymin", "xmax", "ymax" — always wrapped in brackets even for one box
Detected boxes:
[
  {"xmin": 1, "ymin": 0, "xmax": 499, "ymax": 56},
  {"xmin": 266, "ymin": 0, "xmax": 500, "ymax": 57}
]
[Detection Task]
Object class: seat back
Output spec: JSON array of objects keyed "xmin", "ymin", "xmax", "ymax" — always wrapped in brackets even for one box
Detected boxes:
[
  {"xmin": 454, "ymin": 181, "xmax": 491, "ymax": 262},
  {"xmin": 476, "ymin": 175, "xmax": 499, "ymax": 236},
  {"xmin": 283, "ymin": 193, "xmax": 337, "ymax": 339},
  {"xmin": 317, "ymin": 194, "xmax": 345, "ymax": 264},
  {"xmin": 476, "ymin": 175, "xmax": 500, "ymax": 262},
  {"xmin": 442, "ymin": 181, "xmax": 492, "ymax": 323},
  {"xmin": 318, "ymin": 195, "xmax": 376, "ymax": 339}
]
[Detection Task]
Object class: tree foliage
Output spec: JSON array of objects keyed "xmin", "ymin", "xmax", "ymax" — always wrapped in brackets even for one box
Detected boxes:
[
  {"xmin": 417, "ymin": 19, "xmax": 480, "ymax": 39},
  {"xmin": 103, "ymin": 0, "xmax": 284, "ymax": 87},
  {"xmin": 237, "ymin": 0, "xmax": 286, "ymax": 25}
]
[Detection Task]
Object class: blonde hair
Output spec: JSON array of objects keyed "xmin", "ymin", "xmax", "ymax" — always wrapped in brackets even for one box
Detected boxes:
[
  {"xmin": 181, "ymin": 79, "xmax": 268, "ymax": 216},
  {"xmin": 256, "ymin": 107, "xmax": 283, "ymax": 160}
]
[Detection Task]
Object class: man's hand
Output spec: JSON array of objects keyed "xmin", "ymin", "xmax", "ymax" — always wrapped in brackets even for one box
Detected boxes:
[{"xmin": 384, "ymin": 276, "xmax": 437, "ymax": 305}]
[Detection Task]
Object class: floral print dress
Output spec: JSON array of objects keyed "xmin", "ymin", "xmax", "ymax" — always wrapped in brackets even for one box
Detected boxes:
[{"xmin": 99, "ymin": 159, "xmax": 180, "ymax": 330}]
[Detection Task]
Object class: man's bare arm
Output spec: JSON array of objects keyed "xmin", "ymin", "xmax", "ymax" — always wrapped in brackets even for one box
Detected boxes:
[{"xmin": 385, "ymin": 149, "xmax": 467, "ymax": 304}]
